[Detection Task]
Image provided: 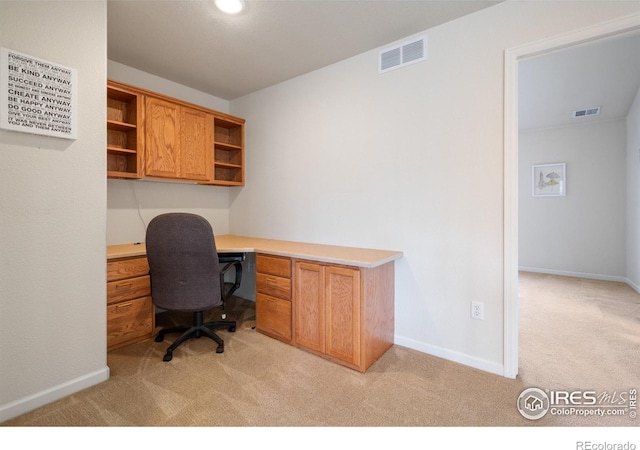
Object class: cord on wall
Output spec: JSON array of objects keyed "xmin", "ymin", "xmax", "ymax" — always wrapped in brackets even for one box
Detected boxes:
[{"xmin": 131, "ymin": 181, "xmax": 147, "ymax": 236}]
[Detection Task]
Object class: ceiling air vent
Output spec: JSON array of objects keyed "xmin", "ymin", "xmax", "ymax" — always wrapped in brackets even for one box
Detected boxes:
[
  {"xmin": 379, "ymin": 35, "xmax": 427, "ymax": 74},
  {"xmin": 573, "ymin": 106, "xmax": 601, "ymax": 118}
]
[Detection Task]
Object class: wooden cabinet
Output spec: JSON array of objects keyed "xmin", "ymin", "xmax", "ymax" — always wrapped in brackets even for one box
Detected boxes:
[
  {"xmin": 212, "ymin": 117, "xmax": 244, "ymax": 185},
  {"xmin": 255, "ymin": 254, "xmax": 292, "ymax": 343},
  {"xmin": 293, "ymin": 260, "xmax": 394, "ymax": 372},
  {"xmin": 144, "ymin": 96, "xmax": 179, "ymax": 179},
  {"xmin": 106, "ymin": 239, "xmax": 400, "ymax": 367},
  {"xmin": 107, "ymin": 81, "xmax": 144, "ymax": 179},
  {"xmin": 144, "ymin": 96, "xmax": 213, "ymax": 182},
  {"xmin": 106, "ymin": 80, "xmax": 244, "ymax": 186},
  {"xmin": 182, "ymin": 107, "xmax": 214, "ymax": 181},
  {"xmin": 294, "ymin": 262, "xmax": 361, "ymax": 367},
  {"xmin": 254, "ymin": 254, "xmax": 395, "ymax": 372},
  {"xmin": 106, "ymin": 256, "xmax": 154, "ymax": 351}
]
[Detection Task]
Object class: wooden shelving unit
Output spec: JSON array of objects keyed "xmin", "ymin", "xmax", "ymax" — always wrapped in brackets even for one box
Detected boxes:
[
  {"xmin": 107, "ymin": 82, "xmax": 143, "ymax": 179},
  {"xmin": 213, "ymin": 117, "xmax": 244, "ymax": 186},
  {"xmin": 106, "ymin": 80, "xmax": 245, "ymax": 186}
]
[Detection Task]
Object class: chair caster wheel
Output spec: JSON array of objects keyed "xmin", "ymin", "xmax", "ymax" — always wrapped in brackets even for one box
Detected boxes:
[
  {"xmin": 216, "ymin": 344, "xmax": 224, "ymax": 354},
  {"xmin": 155, "ymin": 334, "xmax": 164, "ymax": 343},
  {"xmin": 163, "ymin": 351, "xmax": 173, "ymax": 362},
  {"xmin": 229, "ymin": 325, "xmax": 236, "ymax": 332}
]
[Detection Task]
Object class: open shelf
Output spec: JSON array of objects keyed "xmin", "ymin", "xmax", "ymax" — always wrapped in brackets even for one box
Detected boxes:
[
  {"xmin": 107, "ymin": 82, "xmax": 142, "ymax": 179},
  {"xmin": 212, "ymin": 117, "xmax": 244, "ymax": 185}
]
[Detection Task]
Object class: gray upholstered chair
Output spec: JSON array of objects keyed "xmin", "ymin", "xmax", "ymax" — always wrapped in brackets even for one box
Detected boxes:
[{"xmin": 146, "ymin": 213, "xmax": 242, "ymax": 361}]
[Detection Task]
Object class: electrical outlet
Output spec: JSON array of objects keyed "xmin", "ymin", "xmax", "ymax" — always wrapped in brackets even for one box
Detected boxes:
[{"xmin": 471, "ymin": 301, "xmax": 484, "ymax": 320}]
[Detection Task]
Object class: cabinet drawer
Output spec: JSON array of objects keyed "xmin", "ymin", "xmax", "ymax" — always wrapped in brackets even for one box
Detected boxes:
[
  {"xmin": 107, "ymin": 296, "xmax": 153, "ymax": 350},
  {"xmin": 107, "ymin": 257, "xmax": 149, "ymax": 282},
  {"xmin": 256, "ymin": 293, "xmax": 291, "ymax": 343},
  {"xmin": 107, "ymin": 275, "xmax": 150, "ymax": 305},
  {"xmin": 256, "ymin": 254, "xmax": 291, "ymax": 278},
  {"xmin": 256, "ymin": 272, "xmax": 291, "ymax": 300}
]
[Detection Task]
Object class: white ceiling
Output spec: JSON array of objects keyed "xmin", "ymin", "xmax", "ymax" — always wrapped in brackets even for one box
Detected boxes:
[
  {"xmin": 519, "ymin": 31, "xmax": 640, "ymax": 131},
  {"xmin": 107, "ymin": 0, "xmax": 500, "ymax": 99},
  {"xmin": 107, "ymin": 1, "xmax": 640, "ymax": 131}
]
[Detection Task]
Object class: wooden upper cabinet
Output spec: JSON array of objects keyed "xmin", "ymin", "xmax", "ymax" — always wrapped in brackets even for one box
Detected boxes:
[
  {"xmin": 107, "ymin": 80, "xmax": 244, "ymax": 186},
  {"xmin": 145, "ymin": 96, "xmax": 181, "ymax": 179},
  {"xmin": 180, "ymin": 107, "xmax": 213, "ymax": 182},
  {"xmin": 144, "ymin": 97, "xmax": 213, "ymax": 182}
]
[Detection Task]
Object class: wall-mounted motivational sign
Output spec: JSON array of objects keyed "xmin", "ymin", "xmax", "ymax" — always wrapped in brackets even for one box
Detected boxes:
[{"xmin": 0, "ymin": 47, "xmax": 77, "ymax": 139}]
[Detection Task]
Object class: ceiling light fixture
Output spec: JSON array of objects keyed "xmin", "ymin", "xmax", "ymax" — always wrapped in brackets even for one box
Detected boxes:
[{"xmin": 215, "ymin": 0, "xmax": 245, "ymax": 15}]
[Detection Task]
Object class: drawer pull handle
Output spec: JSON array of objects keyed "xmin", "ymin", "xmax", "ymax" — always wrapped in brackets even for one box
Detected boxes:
[
  {"xmin": 115, "ymin": 282, "xmax": 132, "ymax": 291},
  {"xmin": 115, "ymin": 302, "xmax": 133, "ymax": 312}
]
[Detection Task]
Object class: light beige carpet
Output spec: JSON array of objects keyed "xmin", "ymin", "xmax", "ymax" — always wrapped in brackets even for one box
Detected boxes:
[{"xmin": 3, "ymin": 272, "xmax": 639, "ymax": 427}]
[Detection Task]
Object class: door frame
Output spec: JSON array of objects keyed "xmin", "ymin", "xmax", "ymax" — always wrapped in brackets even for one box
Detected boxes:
[{"xmin": 502, "ymin": 12, "xmax": 640, "ymax": 379}]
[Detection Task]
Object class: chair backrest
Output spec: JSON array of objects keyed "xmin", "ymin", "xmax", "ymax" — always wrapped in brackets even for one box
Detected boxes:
[{"xmin": 145, "ymin": 213, "xmax": 222, "ymax": 312}]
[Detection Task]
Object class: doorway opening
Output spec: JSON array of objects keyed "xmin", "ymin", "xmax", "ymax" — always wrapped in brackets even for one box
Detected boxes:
[{"xmin": 503, "ymin": 13, "xmax": 640, "ymax": 379}]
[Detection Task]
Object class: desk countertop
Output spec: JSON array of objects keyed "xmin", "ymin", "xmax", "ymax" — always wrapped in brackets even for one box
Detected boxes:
[{"xmin": 107, "ymin": 235, "xmax": 403, "ymax": 268}]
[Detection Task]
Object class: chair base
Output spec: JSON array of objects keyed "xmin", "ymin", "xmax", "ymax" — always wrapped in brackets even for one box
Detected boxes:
[{"xmin": 155, "ymin": 311, "xmax": 236, "ymax": 361}]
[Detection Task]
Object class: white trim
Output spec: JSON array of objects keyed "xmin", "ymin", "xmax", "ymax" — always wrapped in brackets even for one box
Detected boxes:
[
  {"xmin": 519, "ymin": 266, "xmax": 628, "ymax": 284},
  {"xmin": 520, "ymin": 267, "xmax": 640, "ymax": 295},
  {"xmin": 0, "ymin": 367, "xmax": 109, "ymax": 423},
  {"xmin": 626, "ymin": 277, "xmax": 640, "ymax": 295},
  {"xmin": 503, "ymin": 12, "xmax": 640, "ymax": 381},
  {"xmin": 503, "ymin": 42, "xmax": 520, "ymax": 379},
  {"xmin": 394, "ymin": 336, "xmax": 504, "ymax": 377}
]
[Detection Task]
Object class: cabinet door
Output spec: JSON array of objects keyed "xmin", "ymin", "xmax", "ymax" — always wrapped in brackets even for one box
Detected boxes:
[
  {"xmin": 180, "ymin": 107, "xmax": 213, "ymax": 181},
  {"xmin": 325, "ymin": 266, "xmax": 361, "ymax": 366},
  {"xmin": 293, "ymin": 261, "xmax": 325, "ymax": 353},
  {"xmin": 145, "ymin": 96, "xmax": 180, "ymax": 178}
]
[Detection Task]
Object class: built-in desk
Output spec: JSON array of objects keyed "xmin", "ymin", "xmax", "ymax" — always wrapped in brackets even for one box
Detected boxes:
[{"xmin": 107, "ymin": 235, "xmax": 403, "ymax": 372}]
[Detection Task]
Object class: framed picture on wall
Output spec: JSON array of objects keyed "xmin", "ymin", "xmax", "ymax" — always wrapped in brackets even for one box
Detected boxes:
[{"xmin": 532, "ymin": 163, "xmax": 566, "ymax": 197}]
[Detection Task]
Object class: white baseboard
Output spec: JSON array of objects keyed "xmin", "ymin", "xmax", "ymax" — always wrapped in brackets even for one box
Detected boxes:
[
  {"xmin": 0, "ymin": 366, "xmax": 110, "ymax": 423},
  {"xmin": 393, "ymin": 335, "xmax": 504, "ymax": 377},
  {"xmin": 519, "ymin": 266, "xmax": 640, "ymax": 294},
  {"xmin": 624, "ymin": 277, "xmax": 640, "ymax": 294},
  {"xmin": 519, "ymin": 266, "xmax": 629, "ymax": 284}
]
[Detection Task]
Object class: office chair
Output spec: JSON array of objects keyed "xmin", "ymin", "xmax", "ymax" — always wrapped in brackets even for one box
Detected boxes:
[{"xmin": 145, "ymin": 213, "xmax": 243, "ymax": 362}]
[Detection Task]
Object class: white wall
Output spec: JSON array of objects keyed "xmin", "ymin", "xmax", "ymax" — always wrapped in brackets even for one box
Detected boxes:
[
  {"xmin": 108, "ymin": 60, "xmax": 229, "ymax": 113},
  {"xmin": 229, "ymin": 1, "xmax": 640, "ymax": 375},
  {"xmin": 106, "ymin": 61, "xmax": 232, "ymax": 245},
  {"xmin": 519, "ymin": 120, "xmax": 628, "ymax": 281},
  {"xmin": 3, "ymin": 0, "xmax": 640, "ymax": 423},
  {"xmin": 627, "ymin": 87, "xmax": 640, "ymax": 291},
  {"xmin": 0, "ymin": 1, "xmax": 107, "ymax": 421}
]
